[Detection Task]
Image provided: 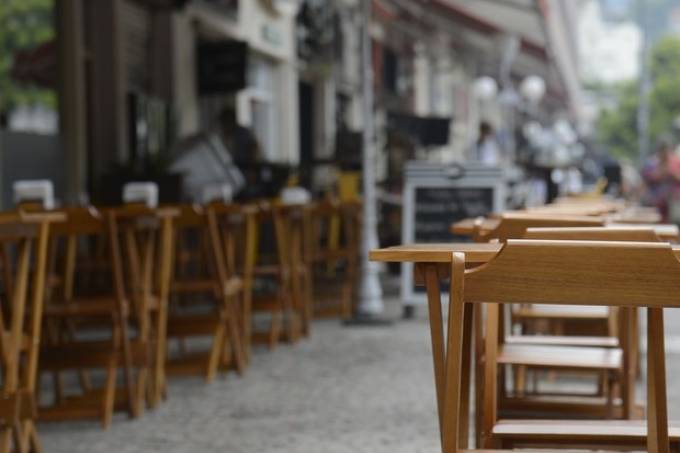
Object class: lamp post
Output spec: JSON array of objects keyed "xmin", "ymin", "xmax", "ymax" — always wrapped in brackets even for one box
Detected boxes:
[{"xmin": 354, "ymin": 0, "xmax": 385, "ymax": 320}]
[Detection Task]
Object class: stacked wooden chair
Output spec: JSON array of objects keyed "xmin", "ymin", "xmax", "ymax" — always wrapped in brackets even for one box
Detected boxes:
[
  {"xmin": 251, "ymin": 202, "xmax": 310, "ymax": 346},
  {"xmin": 304, "ymin": 200, "xmax": 360, "ymax": 320},
  {"xmin": 166, "ymin": 203, "xmax": 252, "ymax": 380},
  {"xmin": 439, "ymin": 239, "xmax": 680, "ymax": 452},
  {"xmin": 0, "ymin": 212, "xmax": 56, "ymax": 453},
  {"xmin": 37, "ymin": 205, "xmax": 175, "ymax": 428}
]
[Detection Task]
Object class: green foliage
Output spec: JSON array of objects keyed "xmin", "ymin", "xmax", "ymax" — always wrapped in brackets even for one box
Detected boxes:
[
  {"xmin": 0, "ymin": 0, "xmax": 56, "ymax": 114},
  {"xmin": 596, "ymin": 36, "xmax": 680, "ymax": 160}
]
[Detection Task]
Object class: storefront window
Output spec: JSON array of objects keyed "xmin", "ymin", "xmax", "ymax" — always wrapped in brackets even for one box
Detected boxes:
[
  {"xmin": 0, "ymin": 0, "xmax": 57, "ymax": 134},
  {"xmin": 246, "ymin": 56, "xmax": 278, "ymax": 162}
]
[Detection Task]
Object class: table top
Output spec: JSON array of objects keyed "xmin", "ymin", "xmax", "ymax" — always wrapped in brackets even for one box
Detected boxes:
[
  {"xmin": 370, "ymin": 242, "xmax": 680, "ymax": 264},
  {"xmin": 450, "ymin": 217, "xmax": 678, "ymax": 241},
  {"xmin": 369, "ymin": 243, "xmax": 503, "ymax": 263}
]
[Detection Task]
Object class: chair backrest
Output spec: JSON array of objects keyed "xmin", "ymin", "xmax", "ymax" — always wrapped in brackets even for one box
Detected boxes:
[
  {"xmin": 478, "ymin": 214, "xmax": 604, "ymax": 242},
  {"xmin": 206, "ymin": 202, "xmax": 258, "ymax": 286},
  {"xmin": 465, "ymin": 240, "xmax": 680, "ymax": 306},
  {"xmin": 443, "ymin": 240, "xmax": 678, "ymax": 453},
  {"xmin": 109, "ymin": 206, "xmax": 177, "ymax": 327},
  {"xmin": 524, "ymin": 226, "xmax": 662, "ymax": 242}
]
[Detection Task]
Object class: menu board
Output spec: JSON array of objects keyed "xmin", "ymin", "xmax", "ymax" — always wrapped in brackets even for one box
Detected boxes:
[{"xmin": 414, "ymin": 187, "xmax": 494, "ymax": 242}]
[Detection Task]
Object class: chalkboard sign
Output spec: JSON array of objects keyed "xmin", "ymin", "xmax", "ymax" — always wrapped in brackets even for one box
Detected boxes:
[
  {"xmin": 414, "ymin": 187, "xmax": 493, "ymax": 242},
  {"xmin": 401, "ymin": 162, "xmax": 506, "ymax": 311}
]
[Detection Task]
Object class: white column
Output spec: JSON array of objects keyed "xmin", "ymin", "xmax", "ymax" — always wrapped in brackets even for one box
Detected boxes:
[
  {"xmin": 357, "ymin": 0, "xmax": 384, "ymax": 316},
  {"xmin": 414, "ymin": 43, "xmax": 431, "ymax": 117},
  {"xmin": 172, "ymin": 13, "xmax": 200, "ymax": 137}
]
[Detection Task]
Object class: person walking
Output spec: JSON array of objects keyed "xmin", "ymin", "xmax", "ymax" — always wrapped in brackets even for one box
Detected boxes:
[{"xmin": 642, "ymin": 137, "xmax": 680, "ymax": 222}]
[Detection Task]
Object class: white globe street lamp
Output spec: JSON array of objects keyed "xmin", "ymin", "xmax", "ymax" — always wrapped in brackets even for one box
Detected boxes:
[
  {"xmin": 473, "ymin": 76, "xmax": 499, "ymax": 101},
  {"xmin": 520, "ymin": 75, "xmax": 546, "ymax": 105}
]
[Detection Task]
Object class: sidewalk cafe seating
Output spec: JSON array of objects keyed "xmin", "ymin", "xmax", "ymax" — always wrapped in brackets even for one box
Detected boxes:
[
  {"xmin": 38, "ymin": 205, "xmax": 175, "ymax": 427},
  {"xmin": 166, "ymin": 203, "xmax": 250, "ymax": 380},
  {"xmin": 0, "ymin": 212, "xmax": 55, "ymax": 453},
  {"xmin": 304, "ymin": 200, "xmax": 360, "ymax": 320},
  {"xmin": 442, "ymin": 239, "xmax": 680, "ymax": 452}
]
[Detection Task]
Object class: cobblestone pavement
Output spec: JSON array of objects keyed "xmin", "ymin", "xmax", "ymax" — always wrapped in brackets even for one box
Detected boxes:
[{"xmin": 39, "ymin": 291, "xmax": 680, "ymax": 453}]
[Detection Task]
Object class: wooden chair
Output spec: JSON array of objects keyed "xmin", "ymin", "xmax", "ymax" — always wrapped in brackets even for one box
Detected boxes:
[
  {"xmin": 470, "ymin": 224, "xmax": 656, "ymax": 447},
  {"xmin": 304, "ymin": 200, "xmax": 360, "ymax": 320},
  {"xmin": 442, "ymin": 239, "xmax": 680, "ymax": 452},
  {"xmin": 476, "ymin": 215, "xmax": 612, "ymax": 336},
  {"xmin": 0, "ymin": 213, "xmax": 55, "ymax": 453},
  {"xmin": 38, "ymin": 205, "xmax": 175, "ymax": 427},
  {"xmin": 251, "ymin": 202, "xmax": 308, "ymax": 346},
  {"xmin": 165, "ymin": 203, "xmax": 248, "ymax": 381}
]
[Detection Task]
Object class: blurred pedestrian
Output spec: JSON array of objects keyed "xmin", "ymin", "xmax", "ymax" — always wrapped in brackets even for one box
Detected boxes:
[
  {"xmin": 475, "ymin": 121, "xmax": 502, "ymax": 166},
  {"xmin": 641, "ymin": 136, "xmax": 680, "ymax": 222},
  {"xmin": 218, "ymin": 104, "xmax": 261, "ymax": 166}
]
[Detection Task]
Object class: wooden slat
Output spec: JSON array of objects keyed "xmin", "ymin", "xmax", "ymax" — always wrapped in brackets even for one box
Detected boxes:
[
  {"xmin": 497, "ymin": 344, "xmax": 622, "ymax": 370},
  {"xmin": 505, "ymin": 335, "xmax": 618, "ymax": 348}
]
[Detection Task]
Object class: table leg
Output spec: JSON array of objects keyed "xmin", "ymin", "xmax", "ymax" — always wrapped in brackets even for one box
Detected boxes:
[{"xmin": 423, "ymin": 263, "xmax": 446, "ymax": 447}]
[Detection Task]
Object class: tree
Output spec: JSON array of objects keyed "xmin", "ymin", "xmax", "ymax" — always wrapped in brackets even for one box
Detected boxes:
[
  {"xmin": 0, "ymin": 0, "xmax": 56, "ymax": 116},
  {"xmin": 597, "ymin": 36, "xmax": 680, "ymax": 160}
]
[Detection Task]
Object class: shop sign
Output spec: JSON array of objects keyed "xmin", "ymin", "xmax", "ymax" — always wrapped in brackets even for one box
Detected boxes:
[{"xmin": 261, "ymin": 23, "xmax": 283, "ymax": 47}]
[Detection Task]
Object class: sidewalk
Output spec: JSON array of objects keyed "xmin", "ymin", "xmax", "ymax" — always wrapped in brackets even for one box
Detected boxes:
[{"xmin": 39, "ymin": 290, "xmax": 680, "ymax": 452}]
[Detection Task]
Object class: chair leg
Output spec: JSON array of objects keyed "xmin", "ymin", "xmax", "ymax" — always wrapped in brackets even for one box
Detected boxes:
[
  {"xmin": 206, "ymin": 322, "xmax": 226, "ymax": 383},
  {"xmin": 225, "ymin": 310, "xmax": 245, "ymax": 375},
  {"xmin": 302, "ymin": 272, "xmax": 313, "ymax": 337},
  {"xmin": 52, "ymin": 372, "xmax": 64, "ymax": 405},
  {"xmin": 135, "ymin": 367, "xmax": 147, "ymax": 417},
  {"xmin": 20, "ymin": 421, "xmax": 41, "ymax": 453},
  {"xmin": 0, "ymin": 424, "xmax": 13, "ymax": 453},
  {"xmin": 269, "ymin": 309, "xmax": 282, "ymax": 349},
  {"xmin": 27, "ymin": 423, "xmax": 41, "ymax": 453},
  {"xmin": 513, "ymin": 365, "xmax": 527, "ymax": 397},
  {"xmin": 101, "ymin": 358, "xmax": 117, "ymax": 429}
]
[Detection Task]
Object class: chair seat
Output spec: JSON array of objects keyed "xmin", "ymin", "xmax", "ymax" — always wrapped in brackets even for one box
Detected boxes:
[
  {"xmin": 493, "ymin": 419, "xmax": 680, "ymax": 442},
  {"xmin": 505, "ymin": 335, "xmax": 618, "ymax": 348},
  {"xmin": 497, "ymin": 344, "xmax": 622, "ymax": 370},
  {"xmin": 171, "ymin": 280, "xmax": 216, "ymax": 293},
  {"xmin": 167, "ymin": 313, "xmax": 220, "ymax": 336},
  {"xmin": 40, "ymin": 338, "xmax": 149, "ymax": 369},
  {"xmin": 43, "ymin": 297, "xmax": 119, "ymax": 318},
  {"xmin": 513, "ymin": 304, "xmax": 609, "ymax": 320},
  {"xmin": 311, "ymin": 249, "xmax": 350, "ymax": 262},
  {"xmin": 500, "ymin": 395, "xmax": 646, "ymax": 420}
]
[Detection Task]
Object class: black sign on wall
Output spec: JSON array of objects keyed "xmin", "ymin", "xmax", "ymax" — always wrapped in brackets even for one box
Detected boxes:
[
  {"xmin": 414, "ymin": 187, "xmax": 494, "ymax": 242},
  {"xmin": 197, "ymin": 40, "xmax": 248, "ymax": 95}
]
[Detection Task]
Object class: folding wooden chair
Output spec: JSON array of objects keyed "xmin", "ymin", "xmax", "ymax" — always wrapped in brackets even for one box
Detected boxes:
[
  {"xmin": 0, "ymin": 212, "xmax": 55, "ymax": 453},
  {"xmin": 304, "ymin": 200, "xmax": 359, "ymax": 320},
  {"xmin": 508, "ymin": 227, "xmax": 653, "ymax": 387},
  {"xmin": 442, "ymin": 240, "xmax": 680, "ymax": 452},
  {"xmin": 475, "ymin": 215, "xmax": 612, "ymax": 337},
  {"xmin": 468, "ymin": 224, "xmax": 658, "ymax": 447},
  {"xmin": 251, "ymin": 202, "xmax": 308, "ymax": 346},
  {"xmin": 38, "ymin": 205, "xmax": 175, "ymax": 427},
  {"xmin": 206, "ymin": 203, "xmax": 258, "ymax": 364},
  {"xmin": 165, "ymin": 203, "xmax": 248, "ymax": 381}
]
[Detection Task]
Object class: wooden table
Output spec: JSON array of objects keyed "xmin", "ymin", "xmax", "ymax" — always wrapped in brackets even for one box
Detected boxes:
[
  {"xmin": 370, "ymin": 242, "xmax": 680, "ymax": 266},
  {"xmin": 369, "ymin": 241, "xmax": 680, "ymax": 444},
  {"xmin": 451, "ymin": 218, "xmax": 679, "ymax": 241}
]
